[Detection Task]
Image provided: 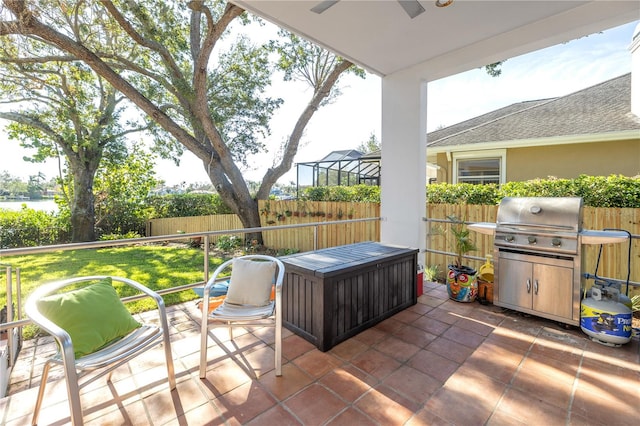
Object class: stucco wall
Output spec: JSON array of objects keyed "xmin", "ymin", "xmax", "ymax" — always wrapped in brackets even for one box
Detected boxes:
[
  {"xmin": 506, "ymin": 139, "xmax": 639, "ymax": 181},
  {"xmin": 430, "ymin": 138, "xmax": 639, "ymax": 183}
]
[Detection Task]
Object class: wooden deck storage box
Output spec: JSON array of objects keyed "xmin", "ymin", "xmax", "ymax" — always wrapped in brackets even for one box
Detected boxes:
[{"xmin": 281, "ymin": 242, "xmax": 418, "ymax": 351}]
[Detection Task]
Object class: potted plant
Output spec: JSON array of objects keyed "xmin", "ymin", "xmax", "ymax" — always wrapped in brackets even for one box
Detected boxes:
[{"xmin": 446, "ymin": 214, "xmax": 478, "ymax": 303}]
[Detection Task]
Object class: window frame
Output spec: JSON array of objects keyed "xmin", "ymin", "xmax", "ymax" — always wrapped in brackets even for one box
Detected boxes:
[{"xmin": 452, "ymin": 149, "xmax": 506, "ymax": 185}]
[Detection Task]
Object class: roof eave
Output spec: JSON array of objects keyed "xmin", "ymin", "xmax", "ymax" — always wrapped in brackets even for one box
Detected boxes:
[{"xmin": 426, "ymin": 130, "xmax": 640, "ymax": 156}]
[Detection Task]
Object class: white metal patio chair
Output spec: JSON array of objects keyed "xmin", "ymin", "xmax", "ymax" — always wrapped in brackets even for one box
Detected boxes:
[
  {"xmin": 25, "ymin": 276, "xmax": 176, "ymax": 426},
  {"xmin": 199, "ymin": 255, "xmax": 284, "ymax": 378}
]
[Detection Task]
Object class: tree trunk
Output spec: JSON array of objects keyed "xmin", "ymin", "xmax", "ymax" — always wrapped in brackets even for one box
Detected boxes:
[{"xmin": 70, "ymin": 167, "xmax": 96, "ymax": 242}]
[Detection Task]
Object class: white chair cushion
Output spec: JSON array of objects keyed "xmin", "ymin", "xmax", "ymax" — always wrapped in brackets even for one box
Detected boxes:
[{"xmin": 225, "ymin": 258, "xmax": 276, "ymax": 306}]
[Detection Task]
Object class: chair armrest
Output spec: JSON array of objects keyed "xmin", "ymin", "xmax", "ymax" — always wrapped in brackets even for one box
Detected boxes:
[{"xmin": 25, "ymin": 276, "xmax": 167, "ymax": 360}]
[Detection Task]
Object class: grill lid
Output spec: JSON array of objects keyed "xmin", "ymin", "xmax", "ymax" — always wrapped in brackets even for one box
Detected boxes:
[{"xmin": 496, "ymin": 197, "xmax": 583, "ymax": 233}]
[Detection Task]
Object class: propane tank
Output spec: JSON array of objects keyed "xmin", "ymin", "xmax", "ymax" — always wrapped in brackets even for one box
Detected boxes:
[
  {"xmin": 585, "ymin": 280, "xmax": 632, "ymax": 310},
  {"xmin": 580, "ymin": 286, "xmax": 632, "ymax": 347}
]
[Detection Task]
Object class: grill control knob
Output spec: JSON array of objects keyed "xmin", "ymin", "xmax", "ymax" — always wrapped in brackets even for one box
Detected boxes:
[
  {"xmin": 505, "ymin": 235, "xmax": 515, "ymax": 242},
  {"xmin": 528, "ymin": 236, "xmax": 537, "ymax": 244},
  {"xmin": 552, "ymin": 238, "xmax": 561, "ymax": 247}
]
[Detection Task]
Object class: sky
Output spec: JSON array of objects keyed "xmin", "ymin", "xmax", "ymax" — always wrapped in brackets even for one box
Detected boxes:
[{"xmin": 0, "ymin": 19, "xmax": 637, "ymax": 187}]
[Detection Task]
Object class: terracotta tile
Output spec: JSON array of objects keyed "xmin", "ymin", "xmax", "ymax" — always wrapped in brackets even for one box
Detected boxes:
[
  {"xmin": 374, "ymin": 317, "xmax": 405, "ymax": 334},
  {"xmin": 443, "ymin": 364, "xmax": 507, "ymax": 409},
  {"xmin": 84, "ymin": 400, "xmax": 150, "ymax": 425},
  {"xmin": 242, "ymin": 344, "xmax": 277, "ymax": 378},
  {"xmin": 381, "ymin": 365, "xmax": 441, "ymax": 404},
  {"xmin": 572, "ymin": 363, "xmax": 639, "ymax": 424},
  {"xmin": 141, "ymin": 386, "xmax": 183, "ymax": 425},
  {"xmin": 411, "ymin": 316, "xmax": 450, "ymax": 336},
  {"xmin": 245, "ymin": 404, "xmax": 302, "ymax": 425},
  {"xmin": 423, "ymin": 386, "xmax": 492, "ymax": 425},
  {"xmin": 485, "ymin": 410, "xmax": 528, "ymax": 426},
  {"xmin": 374, "ymin": 336, "xmax": 421, "ymax": 362},
  {"xmin": 282, "ymin": 334, "xmax": 316, "ymax": 361},
  {"xmin": 8, "ymin": 297, "xmax": 640, "ymax": 426},
  {"xmin": 529, "ymin": 328, "xmax": 586, "ymax": 364},
  {"xmin": 498, "ymin": 315, "xmax": 546, "ymax": 338},
  {"xmin": 495, "ymin": 387, "xmax": 568, "ymax": 425},
  {"xmin": 411, "ymin": 297, "xmax": 439, "ymax": 310},
  {"xmin": 463, "ymin": 343, "xmax": 522, "ymax": 384},
  {"xmin": 466, "ymin": 306, "xmax": 507, "ymax": 327},
  {"xmin": 393, "ymin": 324, "xmax": 438, "ymax": 348},
  {"xmin": 391, "ymin": 308, "xmax": 423, "ymax": 324},
  {"xmin": 516, "ymin": 353, "xmax": 578, "ymax": 385},
  {"xmin": 326, "ymin": 407, "xmax": 377, "ymax": 425},
  {"xmin": 454, "ymin": 316, "xmax": 496, "ymax": 336},
  {"xmin": 408, "ymin": 349, "xmax": 459, "ymax": 383},
  {"xmin": 351, "ymin": 349, "xmax": 402, "ymax": 380},
  {"xmin": 293, "ymin": 349, "xmax": 344, "ymax": 378},
  {"xmin": 352, "ymin": 326, "xmax": 388, "ymax": 346},
  {"xmin": 200, "ymin": 356, "xmax": 252, "ymax": 397},
  {"xmin": 425, "ymin": 306, "xmax": 461, "ymax": 325},
  {"xmin": 215, "ymin": 381, "xmax": 276, "ymax": 424},
  {"xmin": 175, "ymin": 400, "xmax": 226, "ymax": 425},
  {"xmin": 284, "ymin": 383, "xmax": 348, "ymax": 425},
  {"xmin": 406, "ymin": 408, "xmax": 450, "ymax": 426},
  {"xmin": 485, "ymin": 329, "xmax": 534, "ymax": 352},
  {"xmin": 355, "ymin": 385, "xmax": 416, "ymax": 425},
  {"xmin": 329, "ymin": 337, "xmax": 370, "ymax": 361},
  {"xmin": 259, "ymin": 363, "xmax": 314, "ymax": 401},
  {"xmin": 441, "ymin": 325, "xmax": 486, "ymax": 349},
  {"xmin": 319, "ymin": 368, "xmax": 373, "ymax": 402},
  {"xmin": 426, "ymin": 336, "xmax": 475, "ymax": 364},
  {"xmin": 510, "ymin": 365, "xmax": 574, "ymax": 412},
  {"xmin": 440, "ymin": 299, "xmax": 475, "ymax": 316}
]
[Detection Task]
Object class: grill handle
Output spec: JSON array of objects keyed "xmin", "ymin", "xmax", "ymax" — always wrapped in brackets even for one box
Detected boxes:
[{"xmin": 498, "ymin": 222, "xmax": 575, "ymax": 231}]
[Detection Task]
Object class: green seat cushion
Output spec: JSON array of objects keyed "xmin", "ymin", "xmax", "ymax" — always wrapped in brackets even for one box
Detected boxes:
[{"xmin": 36, "ymin": 278, "xmax": 141, "ymax": 358}]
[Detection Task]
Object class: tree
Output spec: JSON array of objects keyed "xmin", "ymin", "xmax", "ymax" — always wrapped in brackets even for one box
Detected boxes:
[
  {"xmin": 0, "ymin": 0, "xmax": 360, "ymax": 243},
  {"xmin": 356, "ymin": 132, "xmax": 380, "ymax": 154},
  {"xmin": 92, "ymin": 145, "xmax": 158, "ymax": 236},
  {"xmin": 0, "ymin": 11, "xmax": 159, "ymax": 241}
]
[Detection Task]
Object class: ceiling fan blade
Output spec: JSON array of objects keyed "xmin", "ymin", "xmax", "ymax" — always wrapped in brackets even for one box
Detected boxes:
[
  {"xmin": 397, "ymin": 0, "xmax": 425, "ymax": 19},
  {"xmin": 311, "ymin": 0, "xmax": 340, "ymax": 14}
]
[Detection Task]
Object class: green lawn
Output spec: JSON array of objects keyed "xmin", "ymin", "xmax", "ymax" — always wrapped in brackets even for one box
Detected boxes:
[{"xmin": 1, "ymin": 244, "xmax": 228, "ymax": 315}]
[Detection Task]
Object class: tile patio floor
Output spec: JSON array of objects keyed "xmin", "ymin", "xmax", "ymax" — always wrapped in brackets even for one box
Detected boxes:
[{"xmin": 1, "ymin": 281, "xmax": 639, "ymax": 425}]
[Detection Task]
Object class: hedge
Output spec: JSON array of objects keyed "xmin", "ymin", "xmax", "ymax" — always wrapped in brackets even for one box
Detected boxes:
[{"xmin": 427, "ymin": 175, "xmax": 640, "ymax": 208}]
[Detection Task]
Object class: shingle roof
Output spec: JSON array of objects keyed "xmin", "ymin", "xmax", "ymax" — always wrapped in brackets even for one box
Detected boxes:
[{"xmin": 427, "ymin": 73, "xmax": 640, "ymax": 149}]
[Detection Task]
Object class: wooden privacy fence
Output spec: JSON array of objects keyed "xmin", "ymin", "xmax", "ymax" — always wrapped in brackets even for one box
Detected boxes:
[
  {"xmin": 146, "ymin": 201, "xmax": 638, "ymax": 286},
  {"xmin": 146, "ymin": 201, "xmax": 381, "ymax": 253},
  {"xmin": 426, "ymin": 204, "xmax": 640, "ymax": 290}
]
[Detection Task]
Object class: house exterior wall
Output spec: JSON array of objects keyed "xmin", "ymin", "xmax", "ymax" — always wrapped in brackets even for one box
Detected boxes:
[
  {"xmin": 506, "ymin": 139, "xmax": 640, "ymax": 181},
  {"xmin": 431, "ymin": 138, "xmax": 639, "ymax": 184}
]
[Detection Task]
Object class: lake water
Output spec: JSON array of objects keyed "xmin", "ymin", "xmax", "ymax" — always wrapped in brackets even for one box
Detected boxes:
[{"xmin": 0, "ymin": 199, "xmax": 59, "ymax": 212}]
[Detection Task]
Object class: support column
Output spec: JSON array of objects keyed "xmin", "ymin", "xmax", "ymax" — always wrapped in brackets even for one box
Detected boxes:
[{"xmin": 380, "ymin": 73, "xmax": 427, "ymax": 254}]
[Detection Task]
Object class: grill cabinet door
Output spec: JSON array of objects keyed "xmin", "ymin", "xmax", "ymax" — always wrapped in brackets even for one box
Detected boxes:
[
  {"xmin": 531, "ymin": 263, "xmax": 573, "ymax": 319},
  {"xmin": 497, "ymin": 257, "xmax": 532, "ymax": 310}
]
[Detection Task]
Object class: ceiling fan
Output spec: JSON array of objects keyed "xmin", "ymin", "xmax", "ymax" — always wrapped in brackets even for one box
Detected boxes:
[{"xmin": 311, "ymin": 1, "xmax": 453, "ymax": 19}]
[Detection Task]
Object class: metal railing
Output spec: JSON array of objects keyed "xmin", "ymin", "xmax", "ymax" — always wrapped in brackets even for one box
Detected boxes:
[{"xmin": 0, "ymin": 217, "xmax": 382, "ymax": 337}]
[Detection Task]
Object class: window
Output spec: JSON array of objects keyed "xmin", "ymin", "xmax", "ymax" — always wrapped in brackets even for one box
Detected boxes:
[{"xmin": 452, "ymin": 150, "xmax": 505, "ymax": 184}]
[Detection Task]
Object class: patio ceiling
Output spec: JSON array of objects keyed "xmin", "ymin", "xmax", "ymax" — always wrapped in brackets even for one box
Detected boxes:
[{"xmin": 232, "ymin": 1, "xmax": 640, "ymax": 79}]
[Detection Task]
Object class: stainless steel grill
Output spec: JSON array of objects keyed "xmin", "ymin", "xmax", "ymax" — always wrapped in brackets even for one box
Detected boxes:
[{"xmin": 469, "ymin": 197, "xmax": 627, "ymax": 326}]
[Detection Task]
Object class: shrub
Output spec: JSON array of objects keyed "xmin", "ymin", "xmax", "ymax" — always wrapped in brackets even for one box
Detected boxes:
[
  {"xmin": 300, "ymin": 185, "xmax": 380, "ymax": 202},
  {"xmin": 427, "ymin": 175, "xmax": 640, "ymax": 208},
  {"xmin": 216, "ymin": 235, "xmax": 242, "ymax": 251},
  {"xmin": 147, "ymin": 193, "xmax": 233, "ymax": 218},
  {"xmin": 0, "ymin": 207, "xmax": 62, "ymax": 248}
]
